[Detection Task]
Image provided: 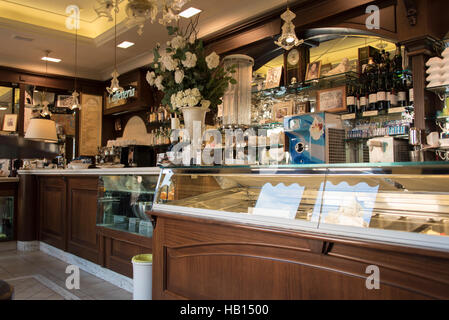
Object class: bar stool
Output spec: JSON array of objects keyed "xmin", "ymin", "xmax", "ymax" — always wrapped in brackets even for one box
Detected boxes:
[{"xmin": 0, "ymin": 280, "xmax": 14, "ymax": 300}]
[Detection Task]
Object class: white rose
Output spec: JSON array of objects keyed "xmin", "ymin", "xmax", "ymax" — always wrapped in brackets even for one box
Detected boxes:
[
  {"xmin": 155, "ymin": 75, "xmax": 164, "ymax": 91},
  {"xmin": 205, "ymin": 52, "xmax": 220, "ymax": 69},
  {"xmin": 182, "ymin": 52, "xmax": 197, "ymax": 69},
  {"xmin": 161, "ymin": 53, "xmax": 177, "ymax": 71},
  {"xmin": 146, "ymin": 71, "xmax": 156, "ymax": 86},
  {"xmin": 174, "ymin": 69, "xmax": 184, "ymax": 84},
  {"xmin": 201, "ymin": 100, "xmax": 211, "ymax": 109},
  {"xmin": 171, "ymin": 35, "xmax": 186, "ymax": 50},
  {"xmin": 191, "ymin": 88, "xmax": 201, "ymax": 98},
  {"xmin": 188, "ymin": 33, "xmax": 196, "ymax": 45}
]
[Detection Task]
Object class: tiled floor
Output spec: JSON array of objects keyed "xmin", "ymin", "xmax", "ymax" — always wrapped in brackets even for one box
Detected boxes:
[{"xmin": 0, "ymin": 242, "xmax": 132, "ymax": 300}]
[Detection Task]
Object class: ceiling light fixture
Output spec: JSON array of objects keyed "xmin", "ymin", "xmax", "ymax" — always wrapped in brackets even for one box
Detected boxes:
[
  {"xmin": 106, "ymin": 1, "xmax": 124, "ymax": 94},
  {"xmin": 179, "ymin": 7, "xmax": 201, "ymax": 18},
  {"xmin": 71, "ymin": 19, "xmax": 80, "ymax": 110},
  {"xmin": 117, "ymin": 41, "xmax": 135, "ymax": 48},
  {"xmin": 40, "ymin": 51, "xmax": 52, "ymax": 118},
  {"xmin": 274, "ymin": 1, "xmax": 303, "ymax": 51},
  {"xmin": 96, "ymin": 0, "xmax": 190, "ymax": 35},
  {"xmin": 94, "ymin": 0, "xmax": 124, "ymax": 21},
  {"xmin": 41, "ymin": 56, "xmax": 61, "ymax": 63}
]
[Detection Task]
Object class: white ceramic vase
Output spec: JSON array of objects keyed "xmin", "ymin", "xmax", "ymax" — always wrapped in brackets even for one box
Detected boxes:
[{"xmin": 181, "ymin": 106, "xmax": 209, "ymax": 141}]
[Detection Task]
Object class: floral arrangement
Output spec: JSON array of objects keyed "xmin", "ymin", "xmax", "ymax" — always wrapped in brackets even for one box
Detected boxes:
[{"xmin": 146, "ymin": 23, "xmax": 236, "ymax": 113}]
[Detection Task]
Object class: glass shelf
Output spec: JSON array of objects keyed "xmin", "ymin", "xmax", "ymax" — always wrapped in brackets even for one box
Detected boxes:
[{"xmin": 251, "ymin": 71, "xmax": 359, "ymax": 96}]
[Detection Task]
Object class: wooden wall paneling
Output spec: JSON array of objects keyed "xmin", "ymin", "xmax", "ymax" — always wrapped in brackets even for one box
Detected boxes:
[
  {"xmin": 150, "ymin": 211, "xmax": 449, "ymax": 300},
  {"xmin": 18, "ymin": 84, "xmax": 25, "ymax": 137},
  {"xmin": 39, "ymin": 177, "xmax": 67, "ymax": 250},
  {"xmin": 67, "ymin": 177, "xmax": 100, "ymax": 263}
]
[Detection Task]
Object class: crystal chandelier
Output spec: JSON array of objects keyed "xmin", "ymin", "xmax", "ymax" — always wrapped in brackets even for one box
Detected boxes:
[
  {"xmin": 274, "ymin": 5, "xmax": 303, "ymax": 51},
  {"xmin": 95, "ymin": 0, "xmax": 123, "ymax": 22},
  {"xmin": 106, "ymin": 2, "xmax": 124, "ymax": 94},
  {"xmin": 96, "ymin": 0, "xmax": 189, "ymax": 35}
]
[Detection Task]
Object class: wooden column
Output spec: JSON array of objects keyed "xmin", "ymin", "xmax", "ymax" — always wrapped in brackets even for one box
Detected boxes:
[
  {"xmin": 17, "ymin": 175, "xmax": 38, "ymax": 241},
  {"xmin": 403, "ymin": 37, "xmax": 441, "ymax": 131},
  {"xmin": 18, "ymin": 84, "xmax": 25, "ymax": 137}
]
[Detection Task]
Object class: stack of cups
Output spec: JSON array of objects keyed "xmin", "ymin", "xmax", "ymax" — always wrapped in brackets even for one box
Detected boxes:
[{"xmin": 426, "ymin": 48, "xmax": 449, "ymax": 88}]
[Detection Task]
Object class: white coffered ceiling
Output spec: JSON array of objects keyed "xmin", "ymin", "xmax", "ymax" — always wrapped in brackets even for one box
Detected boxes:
[{"xmin": 0, "ymin": 0, "xmax": 289, "ymax": 81}]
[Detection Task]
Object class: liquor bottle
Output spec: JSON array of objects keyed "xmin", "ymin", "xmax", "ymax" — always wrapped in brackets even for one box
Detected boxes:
[
  {"xmin": 397, "ymin": 79, "xmax": 408, "ymax": 107},
  {"xmin": 368, "ymin": 75, "xmax": 378, "ymax": 111},
  {"xmin": 376, "ymin": 72, "xmax": 387, "ymax": 112},
  {"xmin": 346, "ymin": 84, "xmax": 356, "ymax": 114}
]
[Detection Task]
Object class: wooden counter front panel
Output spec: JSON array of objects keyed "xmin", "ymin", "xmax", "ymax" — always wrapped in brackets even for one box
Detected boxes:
[
  {"xmin": 39, "ymin": 177, "xmax": 66, "ymax": 250},
  {"xmin": 97, "ymin": 227, "xmax": 153, "ymax": 278},
  {"xmin": 152, "ymin": 213, "xmax": 449, "ymax": 300},
  {"xmin": 67, "ymin": 178, "xmax": 99, "ymax": 264}
]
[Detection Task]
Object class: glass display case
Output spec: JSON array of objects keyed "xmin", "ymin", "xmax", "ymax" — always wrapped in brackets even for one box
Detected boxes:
[
  {"xmin": 0, "ymin": 196, "xmax": 14, "ymax": 241},
  {"xmin": 97, "ymin": 174, "xmax": 159, "ymax": 237},
  {"xmin": 152, "ymin": 163, "xmax": 449, "ymax": 251}
]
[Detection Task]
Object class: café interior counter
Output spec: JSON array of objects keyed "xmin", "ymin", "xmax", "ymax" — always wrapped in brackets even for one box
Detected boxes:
[
  {"xmin": 18, "ymin": 167, "xmax": 160, "ymax": 175},
  {"xmin": 149, "ymin": 162, "xmax": 449, "ymax": 300},
  {"xmin": 17, "ymin": 166, "xmax": 160, "ymax": 278}
]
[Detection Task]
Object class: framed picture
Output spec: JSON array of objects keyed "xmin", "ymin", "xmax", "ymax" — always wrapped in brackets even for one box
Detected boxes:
[
  {"xmin": 316, "ymin": 86, "xmax": 347, "ymax": 113},
  {"xmin": 272, "ymin": 101, "xmax": 293, "ymax": 122},
  {"xmin": 2, "ymin": 114, "xmax": 18, "ymax": 132},
  {"xmin": 305, "ymin": 61, "xmax": 322, "ymax": 81},
  {"xmin": 320, "ymin": 63, "xmax": 333, "ymax": 77},
  {"xmin": 265, "ymin": 66, "xmax": 283, "ymax": 89},
  {"xmin": 293, "ymin": 101, "xmax": 310, "ymax": 115},
  {"xmin": 56, "ymin": 95, "xmax": 74, "ymax": 108}
]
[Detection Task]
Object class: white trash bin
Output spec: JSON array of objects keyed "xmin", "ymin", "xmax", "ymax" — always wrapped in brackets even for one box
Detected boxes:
[{"xmin": 132, "ymin": 254, "xmax": 153, "ymax": 300}]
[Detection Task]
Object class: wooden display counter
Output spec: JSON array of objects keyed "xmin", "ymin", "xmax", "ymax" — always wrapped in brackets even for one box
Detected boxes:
[
  {"xmin": 17, "ymin": 168, "xmax": 158, "ymax": 278},
  {"xmin": 149, "ymin": 210, "xmax": 449, "ymax": 300}
]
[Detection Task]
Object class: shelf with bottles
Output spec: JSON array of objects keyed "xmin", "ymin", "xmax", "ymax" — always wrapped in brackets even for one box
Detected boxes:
[
  {"xmin": 148, "ymin": 127, "xmax": 171, "ymax": 146},
  {"xmin": 146, "ymin": 105, "xmax": 170, "ymax": 125},
  {"xmin": 344, "ymin": 111, "xmax": 413, "ymax": 141}
]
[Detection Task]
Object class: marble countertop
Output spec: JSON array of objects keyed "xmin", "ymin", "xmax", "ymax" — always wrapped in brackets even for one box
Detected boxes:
[{"xmin": 18, "ymin": 167, "xmax": 160, "ymax": 176}]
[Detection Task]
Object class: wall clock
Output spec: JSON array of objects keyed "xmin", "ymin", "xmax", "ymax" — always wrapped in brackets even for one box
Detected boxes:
[{"xmin": 287, "ymin": 49, "xmax": 300, "ymax": 66}]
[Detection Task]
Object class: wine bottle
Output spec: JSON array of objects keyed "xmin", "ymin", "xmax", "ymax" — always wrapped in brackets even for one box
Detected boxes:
[
  {"xmin": 387, "ymin": 77, "xmax": 398, "ymax": 109},
  {"xmin": 369, "ymin": 75, "xmax": 378, "ymax": 111},
  {"xmin": 398, "ymin": 79, "xmax": 408, "ymax": 107},
  {"xmin": 393, "ymin": 45, "xmax": 403, "ymax": 73},
  {"xmin": 408, "ymin": 78, "xmax": 414, "ymax": 107},
  {"xmin": 376, "ymin": 72, "xmax": 387, "ymax": 112},
  {"xmin": 360, "ymin": 80, "xmax": 368, "ymax": 113},
  {"xmin": 346, "ymin": 84, "xmax": 356, "ymax": 114}
]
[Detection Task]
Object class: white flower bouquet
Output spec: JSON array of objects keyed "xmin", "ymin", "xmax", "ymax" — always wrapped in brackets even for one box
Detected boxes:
[{"xmin": 146, "ymin": 25, "xmax": 236, "ymax": 114}]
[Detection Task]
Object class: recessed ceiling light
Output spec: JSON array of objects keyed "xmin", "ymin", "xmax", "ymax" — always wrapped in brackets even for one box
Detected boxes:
[
  {"xmin": 117, "ymin": 41, "xmax": 135, "ymax": 49},
  {"xmin": 41, "ymin": 56, "xmax": 61, "ymax": 63},
  {"xmin": 179, "ymin": 7, "xmax": 201, "ymax": 18}
]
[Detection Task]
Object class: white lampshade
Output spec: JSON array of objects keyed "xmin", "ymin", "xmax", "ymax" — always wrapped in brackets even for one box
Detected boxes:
[{"xmin": 25, "ymin": 118, "xmax": 58, "ymax": 143}]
